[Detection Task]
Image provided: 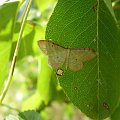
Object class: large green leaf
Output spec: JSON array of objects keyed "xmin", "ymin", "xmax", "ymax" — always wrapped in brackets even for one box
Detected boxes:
[
  {"xmin": 0, "ymin": 1, "xmax": 19, "ymax": 93},
  {"xmin": 45, "ymin": 0, "xmax": 120, "ymax": 119},
  {"xmin": 110, "ymin": 30, "xmax": 120, "ymax": 120}
]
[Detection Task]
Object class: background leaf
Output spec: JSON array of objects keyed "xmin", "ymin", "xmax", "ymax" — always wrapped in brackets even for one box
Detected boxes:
[
  {"xmin": 37, "ymin": 55, "xmax": 57, "ymax": 105},
  {"xmin": 34, "ymin": 0, "xmax": 56, "ymax": 12},
  {"xmin": 19, "ymin": 110, "xmax": 41, "ymax": 120},
  {"xmin": 45, "ymin": 0, "xmax": 120, "ymax": 119},
  {"xmin": 10, "ymin": 22, "xmax": 44, "ymax": 61},
  {"xmin": 0, "ymin": 1, "xmax": 19, "ymax": 93},
  {"xmin": 5, "ymin": 114, "xmax": 24, "ymax": 120}
]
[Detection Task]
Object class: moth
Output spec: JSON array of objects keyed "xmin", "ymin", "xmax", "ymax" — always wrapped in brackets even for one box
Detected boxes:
[{"xmin": 38, "ymin": 40, "xmax": 96, "ymax": 72}]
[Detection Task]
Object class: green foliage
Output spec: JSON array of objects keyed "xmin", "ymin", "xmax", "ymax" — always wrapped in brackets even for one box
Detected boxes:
[
  {"xmin": 0, "ymin": 1, "xmax": 19, "ymax": 93},
  {"xmin": 46, "ymin": 0, "xmax": 120, "ymax": 119},
  {"xmin": 0, "ymin": 0, "xmax": 120, "ymax": 120}
]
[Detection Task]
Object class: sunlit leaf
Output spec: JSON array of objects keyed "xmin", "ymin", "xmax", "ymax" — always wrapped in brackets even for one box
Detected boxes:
[
  {"xmin": 0, "ymin": 1, "xmax": 19, "ymax": 93},
  {"xmin": 35, "ymin": 0, "xmax": 56, "ymax": 12},
  {"xmin": 22, "ymin": 92, "xmax": 42, "ymax": 111},
  {"xmin": 10, "ymin": 22, "xmax": 45, "ymax": 61}
]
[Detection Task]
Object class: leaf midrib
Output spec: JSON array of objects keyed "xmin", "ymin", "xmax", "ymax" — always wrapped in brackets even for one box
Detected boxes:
[{"xmin": 97, "ymin": 0, "xmax": 100, "ymax": 119}]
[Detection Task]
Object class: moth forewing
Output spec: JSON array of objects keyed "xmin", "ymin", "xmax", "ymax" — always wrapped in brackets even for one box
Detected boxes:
[
  {"xmin": 68, "ymin": 49, "xmax": 84, "ymax": 71},
  {"xmin": 48, "ymin": 50, "xmax": 66, "ymax": 70},
  {"xmin": 38, "ymin": 40, "xmax": 66, "ymax": 70},
  {"xmin": 38, "ymin": 40, "xmax": 48, "ymax": 55},
  {"xmin": 80, "ymin": 49, "xmax": 96, "ymax": 62}
]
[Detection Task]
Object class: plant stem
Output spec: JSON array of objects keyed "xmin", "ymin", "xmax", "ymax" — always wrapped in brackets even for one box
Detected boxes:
[{"xmin": 0, "ymin": 0, "xmax": 32, "ymax": 104}]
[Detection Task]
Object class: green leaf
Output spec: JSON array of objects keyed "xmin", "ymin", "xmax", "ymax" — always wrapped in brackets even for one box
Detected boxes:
[
  {"xmin": 22, "ymin": 92, "xmax": 42, "ymax": 111},
  {"xmin": 19, "ymin": 110, "xmax": 41, "ymax": 120},
  {"xmin": 45, "ymin": 0, "xmax": 120, "ymax": 119},
  {"xmin": 0, "ymin": 1, "xmax": 19, "ymax": 92}
]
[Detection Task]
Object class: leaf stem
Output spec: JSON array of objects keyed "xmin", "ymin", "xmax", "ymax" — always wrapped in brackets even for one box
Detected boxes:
[
  {"xmin": 0, "ymin": 0, "xmax": 32, "ymax": 104},
  {"xmin": 97, "ymin": 0, "xmax": 100, "ymax": 119}
]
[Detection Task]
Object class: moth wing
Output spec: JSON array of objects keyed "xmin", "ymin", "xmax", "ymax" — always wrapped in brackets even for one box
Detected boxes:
[
  {"xmin": 38, "ymin": 40, "xmax": 49, "ymax": 55},
  {"xmin": 38, "ymin": 40, "xmax": 66, "ymax": 69},
  {"xmin": 68, "ymin": 58, "xmax": 83, "ymax": 71},
  {"xmin": 68, "ymin": 48, "xmax": 96, "ymax": 71}
]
